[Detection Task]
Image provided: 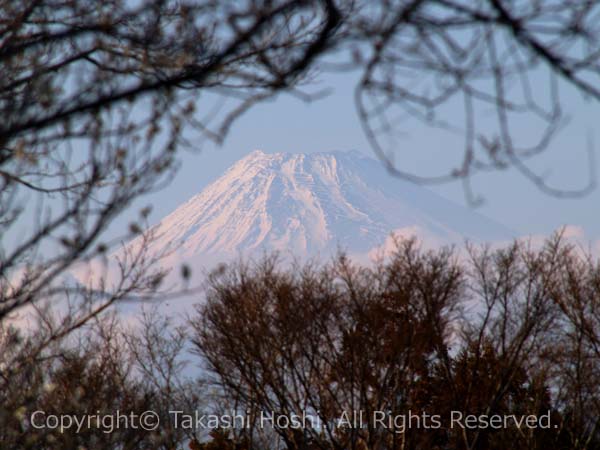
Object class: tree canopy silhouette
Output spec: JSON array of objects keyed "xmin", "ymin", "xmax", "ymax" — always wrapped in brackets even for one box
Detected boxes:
[{"xmin": 193, "ymin": 238, "xmax": 600, "ymax": 450}]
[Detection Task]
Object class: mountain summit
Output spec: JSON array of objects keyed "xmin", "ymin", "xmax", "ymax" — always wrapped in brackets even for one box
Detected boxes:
[{"xmin": 139, "ymin": 150, "xmax": 512, "ymax": 267}]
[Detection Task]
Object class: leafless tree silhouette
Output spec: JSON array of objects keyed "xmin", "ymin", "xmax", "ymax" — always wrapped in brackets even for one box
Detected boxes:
[{"xmin": 193, "ymin": 237, "xmax": 600, "ymax": 450}]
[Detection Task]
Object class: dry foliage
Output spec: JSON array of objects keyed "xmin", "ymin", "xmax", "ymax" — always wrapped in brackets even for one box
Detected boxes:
[{"xmin": 194, "ymin": 238, "xmax": 600, "ymax": 450}]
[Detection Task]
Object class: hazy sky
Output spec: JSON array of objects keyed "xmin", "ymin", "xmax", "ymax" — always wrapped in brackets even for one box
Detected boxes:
[{"xmin": 112, "ymin": 67, "xmax": 600, "ymax": 244}]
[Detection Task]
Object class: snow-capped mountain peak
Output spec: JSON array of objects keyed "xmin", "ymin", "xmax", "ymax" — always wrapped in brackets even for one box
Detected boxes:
[{"xmin": 136, "ymin": 150, "xmax": 513, "ymax": 268}]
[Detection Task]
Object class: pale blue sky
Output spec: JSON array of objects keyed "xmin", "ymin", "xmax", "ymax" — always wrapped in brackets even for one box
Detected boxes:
[{"xmin": 113, "ymin": 67, "xmax": 600, "ymax": 244}]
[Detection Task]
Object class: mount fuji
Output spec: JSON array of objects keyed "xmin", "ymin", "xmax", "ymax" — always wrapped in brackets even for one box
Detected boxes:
[{"xmin": 125, "ymin": 150, "xmax": 514, "ymax": 274}]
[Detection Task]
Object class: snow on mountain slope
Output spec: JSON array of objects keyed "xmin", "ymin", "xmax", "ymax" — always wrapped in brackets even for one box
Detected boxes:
[{"xmin": 128, "ymin": 150, "xmax": 514, "ymax": 272}]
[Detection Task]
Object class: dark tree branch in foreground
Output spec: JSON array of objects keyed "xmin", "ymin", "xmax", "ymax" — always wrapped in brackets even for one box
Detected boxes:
[
  {"xmin": 0, "ymin": 0, "xmax": 342, "ymax": 332},
  {"xmin": 347, "ymin": 0, "xmax": 600, "ymax": 202}
]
